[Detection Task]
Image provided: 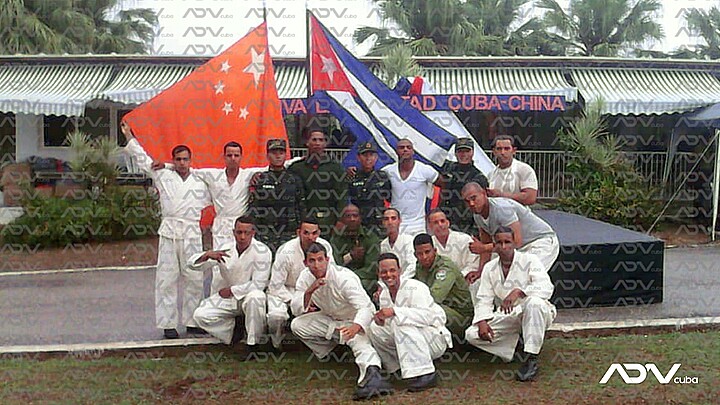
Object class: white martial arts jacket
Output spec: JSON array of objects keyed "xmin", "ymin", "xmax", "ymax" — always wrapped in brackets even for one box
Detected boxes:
[
  {"xmin": 291, "ymin": 263, "xmax": 374, "ymax": 331},
  {"xmin": 377, "ymin": 278, "xmax": 453, "ymax": 347},
  {"xmin": 473, "ymin": 251, "xmax": 554, "ymax": 324},
  {"xmin": 125, "ymin": 139, "xmax": 211, "ymax": 240},
  {"xmin": 380, "ymin": 234, "xmax": 417, "ymax": 278},
  {"xmin": 267, "ymin": 237, "xmax": 335, "ymax": 303},
  {"xmin": 432, "ymin": 230, "xmax": 480, "ymax": 277},
  {"xmin": 188, "ymin": 238, "xmax": 272, "ymax": 301}
]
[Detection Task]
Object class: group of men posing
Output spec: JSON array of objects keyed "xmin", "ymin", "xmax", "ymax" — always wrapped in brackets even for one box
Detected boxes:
[{"xmin": 121, "ymin": 122, "xmax": 560, "ymax": 400}]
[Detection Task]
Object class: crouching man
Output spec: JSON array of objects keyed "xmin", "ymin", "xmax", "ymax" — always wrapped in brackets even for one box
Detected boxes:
[
  {"xmin": 465, "ymin": 226, "xmax": 556, "ymax": 382},
  {"xmin": 291, "ymin": 243, "xmax": 393, "ymax": 401},
  {"xmin": 369, "ymin": 253, "xmax": 452, "ymax": 392},
  {"xmin": 190, "ymin": 216, "xmax": 271, "ymax": 346}
]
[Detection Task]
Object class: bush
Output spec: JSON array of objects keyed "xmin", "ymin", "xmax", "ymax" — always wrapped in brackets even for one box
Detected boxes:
[
  {"xmin": 1, "ymin": 185, "xmax": 160, "ymax": 248},
  {"xmin": 555, "ymin": 101, "xmax": 660, "ymax": 229}
]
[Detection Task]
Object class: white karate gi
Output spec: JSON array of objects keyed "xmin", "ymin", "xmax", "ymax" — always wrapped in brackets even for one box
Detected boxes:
[
  {"xmin": 368, "ymin": 278, "xmax": 452, "ymax": 379},
  {"xmin": 432, "ymin": 230, "xmax": 481, "ymax": 302},
  {"xmin": 126, "ymin": 139, "xmax": 211, "ymax": 330},
  {"xmin": 266, "ymin": 237, "xmax": 335, "ymax": 348},
  {"xmin": 465, "ymin": 251, "xmax": 556, "ymax": 361},
  {"xmin": 379, "ymin": 233, "xmax": 417, "ymax": 278},
  {"xmin": 290, "ymin": 263, "xmax": 381, "ymax": 384},
  {"xmin": 189, "ymin": 238, "xmax": 272, "ymax": 345},
  {"xmin": 488, "ymin": 159, "xmax": 538, "ymax": 196}
]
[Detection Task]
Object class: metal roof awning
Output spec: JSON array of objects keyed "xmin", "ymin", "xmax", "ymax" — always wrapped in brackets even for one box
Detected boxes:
[
  {"xmin": 571, "ymin": 68, "xmax": 720, "ymax": 115},
  {"xmin": 0, "ymin": 64, "xmax": 114, "ymax": 116},
  {"xmin": 420, "ymin": 67, "xmax": 578, "ymax": 102}
]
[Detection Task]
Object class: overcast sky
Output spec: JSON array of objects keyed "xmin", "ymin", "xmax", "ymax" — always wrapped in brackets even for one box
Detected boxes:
[{"xmin": 123, "ymin": 0, "xmax": 718, "ymax": 57}]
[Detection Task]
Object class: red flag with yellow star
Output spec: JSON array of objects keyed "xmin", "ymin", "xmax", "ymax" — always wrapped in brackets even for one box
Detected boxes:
[{"xmin": 124, "ymin": 22, "xmax": 287, "ymax": 168}]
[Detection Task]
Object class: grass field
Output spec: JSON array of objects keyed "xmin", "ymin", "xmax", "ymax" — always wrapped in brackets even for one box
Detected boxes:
[{"xmin": 1, "ymin": 331, "xmax": 718, "ymax": 404}]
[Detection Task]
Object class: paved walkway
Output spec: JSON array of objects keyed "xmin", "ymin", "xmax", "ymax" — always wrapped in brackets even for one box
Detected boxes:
[{"xmin": 0, "ymin": 246, "xmax": 718, "ymax": 350}]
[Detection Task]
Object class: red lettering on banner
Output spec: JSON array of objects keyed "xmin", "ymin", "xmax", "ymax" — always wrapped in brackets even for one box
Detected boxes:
[
  {"xmin": 550, "ymin": 97, "xmax": 565, "ymax": 111},
  {"xmin": 314, "ymin": 101, "xmax": 329, "ymax": 114},
  {"xmin": 409, "ymin": 96, "xmax": 422, "ymax": 110},
  {"xmin": 537, "ymin": 96, "xmax": 550, "ymax": 111},
  {"xmin": 508, "ymin": 96, "xmax": 521, "ymax": 111},
  {"xmin": 521, "ymin": 96, "xmax": 533, "ymax": 110},
  {"xmin": 448, "ymin": 95, "xmax": 461, "ymax": 111},
  {"xmin": 473, "ymin": 96, "xmax": 486, "ymax": 110},
  {"xmin": 292, "ymin": 99, "xmax": 307, "ymax": 114},
  {"xmin": 488, "ymin": 96, "xmax": 501, "ymax": 110},
  {"xmin": 423, "ymin": 96, "xmax": 436, "ymax": 111}
]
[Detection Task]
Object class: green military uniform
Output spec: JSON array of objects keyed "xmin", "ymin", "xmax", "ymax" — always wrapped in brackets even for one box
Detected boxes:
[
  {"xmin": 414, "ymin": 254, "xmax": 473, "ymax": 337},
  {"xmin": 440, "ymin": 138, "xmax": 489, "ymax": 235},
  {"xmin": 329, "ymin": 226, "xmax": 381, "ymax": 295},
  {"xmin": 288, "ymin": 155, "xmax": 347, "ymax": 234},
  {"xmin": 249, "ymin": 169, "xmax": 305, "ymax": 252},
  {"xmin": 348, "ymin": 142, "xmax": 392, "ymax": 236}
]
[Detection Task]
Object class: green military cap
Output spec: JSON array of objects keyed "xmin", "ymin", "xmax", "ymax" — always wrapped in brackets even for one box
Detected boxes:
[
  {"xmin": 267, "ymin": 138, "xmax": 287, "ymax": 151},
  {"xmin": 358, "ymin": 141, "xmax": 378, "ymax": 154},
  {"xmin": 456, "ymin": 138, "xmax": 474, "ymax": 150}
]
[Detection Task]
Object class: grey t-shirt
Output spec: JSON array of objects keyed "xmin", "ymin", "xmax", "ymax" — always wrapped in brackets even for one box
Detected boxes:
[{"xmin": 473, "ymin": 197, "xmax": 555, "ymax": 245}]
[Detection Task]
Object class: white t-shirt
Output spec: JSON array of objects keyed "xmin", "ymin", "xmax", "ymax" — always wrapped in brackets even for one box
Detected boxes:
[
  {"xmin": 473, "ymin": 197, "xmax": 555, "ymax": 246},
  {"xmin": 382, "ymin": 161, "xmax": 439, "ymax": 235},
  {"xmin": 488, "ymin": 159, "xmax": 538, "ymax": 195}
]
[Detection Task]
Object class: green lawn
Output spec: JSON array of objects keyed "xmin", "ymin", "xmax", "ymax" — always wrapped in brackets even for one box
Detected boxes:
[{"xmin": 2, "ymin": 331, "xmax": 718, "ymax": 404}]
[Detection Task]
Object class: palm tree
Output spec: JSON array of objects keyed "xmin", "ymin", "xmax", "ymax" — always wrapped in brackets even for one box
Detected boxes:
[
  {"xmin": 683, "ymin": 7, "xmax": 720, "ymax": 60},
  {"xmin": 537, "ymin": 0, "xmax": 664, "ymax": 56},
  {"xmin": 0, "ymin": 0, "xmax": 157, "ymax": 54}
]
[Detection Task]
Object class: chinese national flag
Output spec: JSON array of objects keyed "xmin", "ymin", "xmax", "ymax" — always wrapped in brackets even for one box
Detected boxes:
[{"xmin": 124, "ymin": 22, "xmax": 287, "ymax": 168}]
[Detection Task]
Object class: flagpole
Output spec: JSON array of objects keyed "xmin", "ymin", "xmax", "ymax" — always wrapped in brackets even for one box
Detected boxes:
[
  {"xmin": 262, "ymin": 0, "xmax": 267, "ymax": 22},
  {"xmin": 306, "ymin": 5, "xmax": 312, "ymax": 97}
]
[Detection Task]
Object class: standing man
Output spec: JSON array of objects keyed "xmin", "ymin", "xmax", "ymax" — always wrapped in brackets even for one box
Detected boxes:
[
  {"xmin": 465, "ymin": 226, "xmax": 556, "ymax": 382},
  {"xmin": 266, "ymin": 217, "xmax": 335, "ymax": 350},
  {"xmin": 439, "ymin": 137, "xmax": 489, "ymax": 234},
  {"xmin": 348, "ymin": 141, "xmax": 392, "ymax": 236},
  {"xmin": 122, "ymin": 121, "xmax": 211, "ymax": 339},
  {"xmin": 288, "ymin": 128, "xmax": 347, "ymax": 235},
  {"xmin": 487, "ymin": 135, "xmax": 538, "ymax": 206},
  {"xmin": 379, "ymin": 208, "xmax": 417, "ymax": 278},
  {"xmin": 412, "ymin": 233, "xmax": 474, "ymax": 340},
  {"xmin": 461, "ymin": 182, "xmax": 559, "ymax": 277},
  {"xmin": 291, "ymin": 243, "xmax": 393, "ymax": 401},
  {"xmin": 189, "ymin": 216, "xmax": 271, "ymax": 347},
  {"xmin": 381, "ymin": 139, "xmax": 440, "ymax": 235},
  {"xmin": 249, "ymin": 139, "xmax": 306, "ymax": 252},
  {"xmin": 369, "ymin": 253, "xmax": 452, "ymax": 392},
  {"xmin": 330, "ymin": 204, "xmax": 381, "ymax": 295},
  {"xmin": 426, "ymin": 209, "xmax": 481, "ymax": 300}
]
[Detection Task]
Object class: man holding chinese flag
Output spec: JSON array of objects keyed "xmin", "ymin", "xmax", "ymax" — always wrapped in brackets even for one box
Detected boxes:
[{"xmin": 122, "ymin": 22, "xmax": 287, "ymax": 339}]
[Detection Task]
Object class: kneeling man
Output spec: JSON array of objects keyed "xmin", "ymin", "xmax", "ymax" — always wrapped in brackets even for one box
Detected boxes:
[
  {"xmin": 191, "ymin": 216, "xmax": 271, "ymax": 346},
  {"xmin": 369, "ymin": 253, "xmax": 452, "ymax": 392},
  {"xmin": 291, "ymin": 243, "xmax": 392, "ymax": 400},
  {"xmin": 465, "ymin": 226, "xmax": 556, "ymax": 381}
]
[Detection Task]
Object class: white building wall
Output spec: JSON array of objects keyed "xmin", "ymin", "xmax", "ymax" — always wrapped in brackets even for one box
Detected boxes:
[{"xmin": 15, "ymin": 113, "xmax": 72, "ymax": 163}]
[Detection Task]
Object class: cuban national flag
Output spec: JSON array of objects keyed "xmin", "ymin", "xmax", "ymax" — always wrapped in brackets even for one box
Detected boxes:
[{"xmin": 309, "ymin": 13, "xmax": 493, "ymax": 173}]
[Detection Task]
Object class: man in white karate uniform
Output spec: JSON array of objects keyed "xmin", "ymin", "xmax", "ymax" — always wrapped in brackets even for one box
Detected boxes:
[
  {"xmin": 369, "ymin": 253, "xmax": 452, "ymax": 392},
  {"xmin": 465, "ymin": 226, "xmax": 556, "ymax": 382},
  {"xmin": 462, "ymin": 182, "xmax": 559, "ymax": 274},
  {"xmin": 381, "ymin": 139, "xmax": 440, "ymax": 235},
  {"xmin": 379, "ymin": 208, "xmax": 416, "ymax": 278},
  {"xmin": 427, "ymin": 209, "xmax": 481, "ymax": 301},
  {"xmin": 190, "ymin": 216, "xmax": 272, "ymax": 346},
  {"xmin": 266, "ymin": 217, "xmax": 335, "ymax": 349},
  {"xmin": 291, "ymin": 243, "xmax": 392, "ymax": 401},
  {"xmin": 122, "ymin": 122, "xmax": 211, "ymax": 339},
  {"xmin": 487, "ymin": 135, "xmax": 538, "ymax": 206}
]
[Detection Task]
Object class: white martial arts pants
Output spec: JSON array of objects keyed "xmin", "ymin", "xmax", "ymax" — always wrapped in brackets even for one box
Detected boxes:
[
  {"xmin": 193, "ymin": 290, "xmax": 267, "ymax": 345},
  {"xmin": 368, "ymin": 320, "xmax": 449, "ymax": 379},
  {"xmin": 465, "ymin": 296, "xmax": 556, "ymax": 362},
  {"xmin": 520, "ymin": 235, "xmax": 560, "ymax": 273},
  {"xmin": 156, "ymin": 236, "xmax": 204, "ymax": 329},
  {"xmin": 291, "ymin": 312, "xmax": 382, "ymax": 384},
  {"xmin": 267, "ymin": 295, "xmax": 290, "ymax": 348}
]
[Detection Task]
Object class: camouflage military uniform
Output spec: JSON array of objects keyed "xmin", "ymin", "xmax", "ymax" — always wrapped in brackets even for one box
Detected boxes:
[
  {"xmin": 348, "ymin": 169, "xmax": 391, "ymax": 235},
  {"xmin": 440, "ymin": 161, "xmax": 489, "ymax": 235},
  {"xmin": 414, "ymin": 254, "xmax": 473, "ymax": 338},
  {"xmin": 288, "ymin": 155, "xmax": 347, "ymax": 234},
  {"xmin": 249, "ymin": 169, "xmax": 306, "ymax": 252}
]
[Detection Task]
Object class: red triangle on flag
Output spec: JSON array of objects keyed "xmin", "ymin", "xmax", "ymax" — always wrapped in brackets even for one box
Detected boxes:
[
  {"xmin": 124, "ymin": 22, "xmax": 287, "ymax": 168},
  {"xmin": 309, "ymin": 15, "xmax": 356, "ymax": 95}
]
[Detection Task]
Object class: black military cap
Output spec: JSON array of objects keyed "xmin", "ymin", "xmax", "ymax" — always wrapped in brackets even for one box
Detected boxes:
[
  {"xmin": 358, "ymin": 141, "xmax": 378, "ymax": 154},
  {"xmin": 456, "ymin": 138, "xmax": 474, "ymax": 150},
  {"xmin": 267, "ymin": 139, "xmax": 287, "ymax": 151}
]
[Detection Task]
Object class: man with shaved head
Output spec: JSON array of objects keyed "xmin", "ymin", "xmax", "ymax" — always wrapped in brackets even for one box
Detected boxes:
[{"xmin": 330, "ymin": 203, "xmax": 381, "ymax": 294}]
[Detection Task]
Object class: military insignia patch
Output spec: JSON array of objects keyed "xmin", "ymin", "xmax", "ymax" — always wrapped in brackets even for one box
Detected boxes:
[{"xmin": 435, "ymin": 270, "xmax": 447, "ymax": 281}]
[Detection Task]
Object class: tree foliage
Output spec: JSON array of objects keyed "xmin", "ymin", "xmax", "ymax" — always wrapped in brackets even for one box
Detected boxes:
[
  {"xmin": 537, "ymin": 0, "xmax": 664, "ymax": 56},
  {"xmin": 682, "ymin": 6, "xmax": 720, "ymax": 60},
  {"xmin": 0, "ymin": 0, "xmax": 157, "ymax": 54}
]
